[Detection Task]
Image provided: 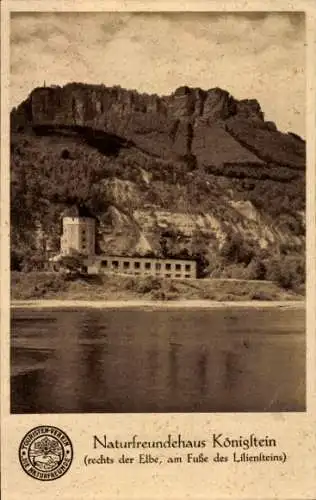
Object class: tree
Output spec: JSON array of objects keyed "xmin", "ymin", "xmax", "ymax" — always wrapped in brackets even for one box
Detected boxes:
[
  {"xmin": 247, "ymin": 257, "xmax": 267, "ymax": 280},
  {"xmin": 220, "ymin": 233, "xmax": 255, "ymax": 266},
  {"xmin": 11, "ymin": 250, "xmax": 23, "ymax": 271},
  {"xmin": 59, "ymin": 250, "xmax": 87, "ymax": 276},
  {"xmin": 265, "ymin": 254, "xmax": 305, "ymax": 290}
]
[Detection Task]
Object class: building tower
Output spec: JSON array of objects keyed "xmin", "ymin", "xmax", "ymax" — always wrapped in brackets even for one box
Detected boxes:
[{"xmin": 60, "ymin": 206, "xmax": 96, "ymax": 256}]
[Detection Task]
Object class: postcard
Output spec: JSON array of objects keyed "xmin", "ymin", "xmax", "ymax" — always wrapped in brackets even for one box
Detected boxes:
[{"xmin": 1, "ymin": 0, "xmax": 316, "ymax": 498}]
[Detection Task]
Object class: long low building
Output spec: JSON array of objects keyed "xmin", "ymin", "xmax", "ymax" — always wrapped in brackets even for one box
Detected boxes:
[{"xmin": 85, "ymin": 255, "xmax": 197, "ymax": 279}]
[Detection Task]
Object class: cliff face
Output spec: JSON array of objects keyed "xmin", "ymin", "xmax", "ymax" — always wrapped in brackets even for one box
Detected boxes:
[
  {"xmin": 10, "ymin": 83, "xmax": 305, "ymax": 277},
  {"xmin": 12, "ymin": 83, "xmax": 305, "ymax": 168}
]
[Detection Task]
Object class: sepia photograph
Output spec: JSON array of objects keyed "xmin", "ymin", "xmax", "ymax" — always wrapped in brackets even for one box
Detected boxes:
[{"xmin": 10, "ymin": 11, "xmax": 306, "ymax": 414}]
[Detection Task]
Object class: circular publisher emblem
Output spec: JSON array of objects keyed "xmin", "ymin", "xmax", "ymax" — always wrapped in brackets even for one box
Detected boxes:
[{"xmin": 19, "ymin": 426, "xmax": 73, "ymax": 481}]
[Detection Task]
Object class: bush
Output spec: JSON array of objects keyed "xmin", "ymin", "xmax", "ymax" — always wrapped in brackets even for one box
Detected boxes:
[
  {"xmin": 132, "ymin": 276, "xmax": 162, "ymax": 294},
  {"xmin": 11, "ymin": 250, "xmax": 23, "ymax": 271},
  {"xmin": 150, "ymin": 287, "xmax": 179, "ymax": 301},
  {"xmin": 11, "ymin": 272, "xmax": 67, "ymax": 299},
  {"xmin": 246, "ymin": 258, "xmax": 267, "ymax": 280},
  {"xmin": 266, "ymin": 255, "xmax": 305, "ymax": 290},
  {"xmin": 250, "ymin": 291, "xmax": 275, "ymax": 301},
  {"xmin": 136, "ymin": 276, "xmax": 161, "ymax": 293},
  {"xmin": 59, "ymin": 251, "xmax": 86, "ymax": 274},
  {"xmin": 220, "ymin": 234, "xmax": 256, "ymax": 266}
]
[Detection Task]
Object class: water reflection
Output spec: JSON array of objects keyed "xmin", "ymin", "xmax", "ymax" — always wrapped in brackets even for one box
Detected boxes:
[
  {"xmin": 11, "ymin": 307, "xmax": 305, "ymax": 413},
  {"xmin": 196, "ymin": 349, "xmax": 208, "ymax": 397},
  {"xmin": 224, "ymin": 351, "xmax": 242, "ymax": 390},
  {"xmin": 168, "ymin": 342, "xmax": 181, "ymax": 391}
]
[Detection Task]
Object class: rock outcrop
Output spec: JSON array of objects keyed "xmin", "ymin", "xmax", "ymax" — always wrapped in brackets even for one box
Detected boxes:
[
  {"xmin": 10, "ymin": 83, "xmax": 305, "ymax": 277},
  {"xmin": 12, "ymin": 83, "xmax": 304, "ymax": 168}
]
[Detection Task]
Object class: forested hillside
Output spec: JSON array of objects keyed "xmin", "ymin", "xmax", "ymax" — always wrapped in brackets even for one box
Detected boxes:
[{"xmin": 10, "ymin": 83, "xmax": 305, "ymax": 289}]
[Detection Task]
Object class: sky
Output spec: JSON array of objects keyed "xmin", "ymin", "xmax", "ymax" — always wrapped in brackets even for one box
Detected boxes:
[{"xmin": 10, "ymin": 11, "xmax": 305, "ymax": 137}]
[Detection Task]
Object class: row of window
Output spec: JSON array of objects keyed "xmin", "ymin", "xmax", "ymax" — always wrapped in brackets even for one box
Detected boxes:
[{"xmin": 100, "ymin": 260, "xmax": 192, "ymax": 272}]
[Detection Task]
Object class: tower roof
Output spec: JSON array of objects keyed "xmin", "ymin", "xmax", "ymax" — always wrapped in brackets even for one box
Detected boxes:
[{"xmin": 62, "ymin": 204, "xmax": 96, "ymax": 219}]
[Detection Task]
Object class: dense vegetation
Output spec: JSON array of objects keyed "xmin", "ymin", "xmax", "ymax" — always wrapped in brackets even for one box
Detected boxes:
[
  {"xmin": 10, "ymin": 83, "xmax": 305, "ymax": 293},
  {"xmin": 11, "ymin": 126, "xmax": 305, "ymax": 291},
  {"xmin": 11, "ymin": 272, "xmax": 302, "ymax": 302}
]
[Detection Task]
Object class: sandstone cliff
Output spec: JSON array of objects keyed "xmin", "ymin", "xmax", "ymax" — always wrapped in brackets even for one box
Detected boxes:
[
  {"xmin": 12, "ymin": 83, "xmax": 304, "ymax": 169},
  {"xmin": 10, "ymin": 83, "xmax": 305, "ymax": 280}
]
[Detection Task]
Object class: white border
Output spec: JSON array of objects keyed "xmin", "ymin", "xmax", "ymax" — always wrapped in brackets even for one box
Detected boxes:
[{"xmin": 1, "ymin": 2, "xmax": 316, "ymax": 499}]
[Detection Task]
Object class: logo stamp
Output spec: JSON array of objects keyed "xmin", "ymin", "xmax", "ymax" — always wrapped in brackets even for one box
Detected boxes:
[{"xmin": 19, "ymin": 426, "xmax": 73, "ymax": 481}]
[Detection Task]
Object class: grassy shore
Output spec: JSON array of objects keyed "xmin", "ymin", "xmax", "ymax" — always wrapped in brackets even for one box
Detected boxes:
[{"xmin": 11, "ymin": 272, "xmax": 304, "ymax": 303}]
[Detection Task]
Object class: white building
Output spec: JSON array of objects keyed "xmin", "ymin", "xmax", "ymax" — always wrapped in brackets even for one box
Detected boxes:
[
  {"xmin": 60, "ymin": 207, "xmax": 96, "ymax": 256},
  {"xmin": 85, "ymin": 255, "xmax": 197, "ymax": 279},
  {"xmin": 58, "ymin": 206, "xmax": 197, "ymax": 279}
]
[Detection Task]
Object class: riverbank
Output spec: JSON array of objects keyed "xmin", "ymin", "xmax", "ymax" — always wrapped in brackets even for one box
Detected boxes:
[
  {"xmin": 11, "ymin": 299, "xmax": 305, "ymax": 309},
  {"xmin": 11, "ymin": 271, "xmax": 304, "ymax": 303}
]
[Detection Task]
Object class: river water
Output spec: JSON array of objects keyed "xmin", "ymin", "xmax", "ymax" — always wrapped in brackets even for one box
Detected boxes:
[{"xmin": 11, "ymin": 306, "xmax": 305, "ymax": 413}]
